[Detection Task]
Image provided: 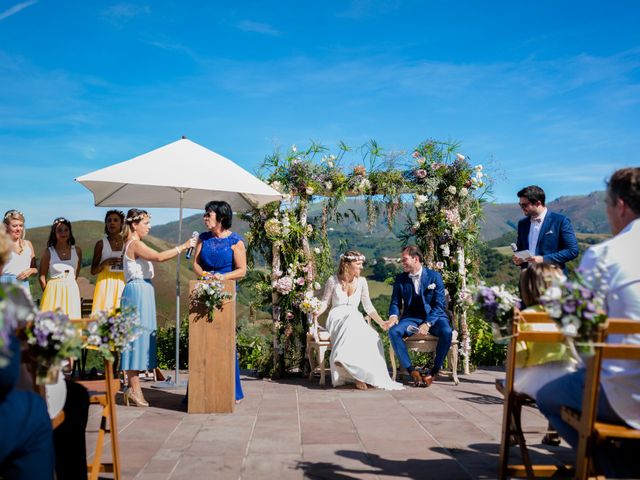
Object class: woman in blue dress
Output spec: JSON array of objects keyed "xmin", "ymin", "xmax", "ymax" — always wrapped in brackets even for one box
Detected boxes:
[{"xmin": 193, "ymin": 200, "xmax": 247, "ymax": 403}]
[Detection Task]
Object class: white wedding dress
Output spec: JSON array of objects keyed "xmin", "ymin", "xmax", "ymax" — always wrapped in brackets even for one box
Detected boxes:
[{"xmin": 318, "ymin": 275, "xmax": 404, "ymax": 390}]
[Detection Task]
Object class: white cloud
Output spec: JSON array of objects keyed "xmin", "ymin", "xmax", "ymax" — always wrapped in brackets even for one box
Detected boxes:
[
  {"xmin": 0, "ymin": 0, "xmax": 38, "ymax": 21},
  {"xmin": 236, "ymin": 20, "xmax": 280, "ymax": 36}
]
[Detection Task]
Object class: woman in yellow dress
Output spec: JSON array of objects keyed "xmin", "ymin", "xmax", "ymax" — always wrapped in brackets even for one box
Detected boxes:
[
  {"xmin": 39, "ymin": 217, "xmax": 82, "ymax": 319},
  {"xmin": 90, "ymin": 210, "xmax": 125, "ymax": 314}
]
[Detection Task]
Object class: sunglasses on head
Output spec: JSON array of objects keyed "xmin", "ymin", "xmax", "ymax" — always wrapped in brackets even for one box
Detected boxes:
[{"xmin": 54, "ymin": 217, "xmax": 69, "ymax": 224}]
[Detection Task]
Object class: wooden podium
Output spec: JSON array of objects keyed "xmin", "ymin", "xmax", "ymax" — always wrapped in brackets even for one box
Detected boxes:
[{"xmin": 188, "ymin": 279, "xmax": 236, "ymax": 413}]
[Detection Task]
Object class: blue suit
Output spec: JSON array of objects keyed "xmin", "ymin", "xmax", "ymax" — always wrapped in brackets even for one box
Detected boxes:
[
  {"xmin": 388, "ymin": 268, "xmax": 452, "ymax": 375},
  {"xmin": 516, "ymin": 211, "xmax": 579, "ymax": 272}
]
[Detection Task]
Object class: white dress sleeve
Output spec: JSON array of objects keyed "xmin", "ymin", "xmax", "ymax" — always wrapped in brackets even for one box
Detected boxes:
[
  {"xmin": 360, "ymin": 277, "xmax": 377, "ymax": 316},
  {"xmin": 316, "ymin": 275, "xmax": 335, "ymax": 317}
]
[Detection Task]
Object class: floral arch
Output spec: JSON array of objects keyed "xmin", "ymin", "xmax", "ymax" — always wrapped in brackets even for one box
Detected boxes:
[{"xmin": 242, "ymin": 140, "xmax": 488, "ymax": 377}]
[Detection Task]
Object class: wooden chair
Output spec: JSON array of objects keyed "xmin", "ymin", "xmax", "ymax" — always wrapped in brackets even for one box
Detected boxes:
[
  {"xmin": 76, "ymin": 352, "xmax": 122, "ymax": 480},
  {"xmin": 498, "ymin": 310, "xmax": 573, "ymax": 480},
  {"xmin": 560, "ymin": 319, "xmax": 640, "ymax": 480},
  {"xmin": 306, "ymin": 314, "xmax": 374, "ymax": 386},
  {"xmin": 389, "ymin": 315, "xmax": 460, "ymax": 385}
]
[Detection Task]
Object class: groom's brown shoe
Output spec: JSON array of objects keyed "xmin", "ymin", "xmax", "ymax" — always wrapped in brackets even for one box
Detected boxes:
[
  {"xmin": 410, "ymin": 370, "xmax": 427, "ymax": 388},
  {"xmin": 421, "ymin": 374, "xmax": 433, "ymax": 387}
]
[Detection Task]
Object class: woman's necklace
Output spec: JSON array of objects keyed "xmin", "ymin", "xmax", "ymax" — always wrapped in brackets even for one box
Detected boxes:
[
  {"xmin": 14, "ymin": 239, "xmax": 24, "ymax": 255},
  {"xmin": 108, "ymin": 234, "xmax": 123, "ymax": 251},
  {"xmin": 56, "ymin": 244, "xmax": 71, "ymax": 260},
  {"xmin": 340, "ymin": 276, "xmax": 357, "ymax": 296}
]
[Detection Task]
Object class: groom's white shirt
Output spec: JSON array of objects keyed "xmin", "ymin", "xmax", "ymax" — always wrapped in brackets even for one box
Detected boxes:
[
  {"xmin": 409, "ymin": 267, "xmax": 423, "ymax": 294},
  {"xmin": 579, "ymin": 217, "xmax": 640, "ymax": 428}
]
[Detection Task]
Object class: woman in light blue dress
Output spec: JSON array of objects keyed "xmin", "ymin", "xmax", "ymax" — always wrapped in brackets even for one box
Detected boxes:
[
  {"xmin": 120, "ymin": 209, "xmax": 195, "ymax": 407},
  {"xmin": 193, "ymin": 200, "xmax": 247, "ymax": 403}
]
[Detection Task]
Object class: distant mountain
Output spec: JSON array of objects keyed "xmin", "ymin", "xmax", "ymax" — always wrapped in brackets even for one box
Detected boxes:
[{"xmin": 151, "ymin": 191, "xmax": 610, "ymax": 246}]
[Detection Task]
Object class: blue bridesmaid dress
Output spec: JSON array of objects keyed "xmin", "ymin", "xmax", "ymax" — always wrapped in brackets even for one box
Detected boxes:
[{"xmin": 197, "ymin": 231, "xmax": 244, "ymax": 402}]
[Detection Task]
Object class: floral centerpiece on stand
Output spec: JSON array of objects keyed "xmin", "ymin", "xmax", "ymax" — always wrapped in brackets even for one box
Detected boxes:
[
  {"xmin": 191, "ymin": 278, "xmax": 233, "ymax": 322},
  {"xmin": 86, "ymin": 306, "xmax": 141, "ymax": 361},
  {"xmin": 472, "ymin": 284, "xmax": 522, "ymax": 343},
  {"xmin": 26, "ymin": 309, "xmax": 83, "ymax": 384}
]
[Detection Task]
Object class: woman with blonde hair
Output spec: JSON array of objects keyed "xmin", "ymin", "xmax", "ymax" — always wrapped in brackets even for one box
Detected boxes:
[
  {"xmin": 90, "ymin": 210, "xmax": 126, "ymax": 314},
  {"xmin": 1, "ymin": 210, "xmax": 37, "ymax": 298},
  {"xmin": 39, "ymin": 217, "xmax": 82, "ymax": 319},
  {"xmin": 119, "ymin": 209, "xmax": 195, "ymax": 407},
  {"xmin": 315, "ymin": 250, "xmax": 404, "ymax": 390}
]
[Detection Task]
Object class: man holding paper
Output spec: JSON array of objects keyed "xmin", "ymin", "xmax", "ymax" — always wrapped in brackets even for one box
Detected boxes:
[{"xmin": 512, "ymin": 185, "xmax": 579, "ymax": 272}]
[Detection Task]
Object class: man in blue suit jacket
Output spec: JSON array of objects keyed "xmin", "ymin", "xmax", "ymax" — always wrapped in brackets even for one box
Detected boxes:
[
  {"xmin": 385, "ymin": 246, "xmax": 452, "ymax": 387},
  {"xmin": 513, "ymin": 185, "xmax": 579, "ymax": 272}
]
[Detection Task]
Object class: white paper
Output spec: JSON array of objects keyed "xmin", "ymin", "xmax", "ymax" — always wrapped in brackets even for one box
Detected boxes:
[{"xmin": 514, "ymin": 249, "xmax": 532, "ymax": 260}]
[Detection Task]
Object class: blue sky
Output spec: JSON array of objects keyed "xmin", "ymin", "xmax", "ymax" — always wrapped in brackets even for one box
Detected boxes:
[{"xmin": 1, "ymin": 1, "xmax": 639, "ymax": 229}]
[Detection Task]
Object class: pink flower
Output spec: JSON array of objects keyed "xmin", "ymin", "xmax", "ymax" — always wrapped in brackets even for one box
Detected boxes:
[
  {"xmin": 296, "ymin": 277, "xmax": 305, "ymax": 286},
  {"xmin": 412, "ymin": 151, "xmax": 420, "ymax": 158},
  {"xmin": 285, "ymin": 311, "xmax": 295, "ymax": 320},
  {"xmin": 435, "ymin": 261, "xmax": 444, "ymax": 270},
  {"xmin": 414, "ymin": 169, "xmax": 427, "ymax": 179}
]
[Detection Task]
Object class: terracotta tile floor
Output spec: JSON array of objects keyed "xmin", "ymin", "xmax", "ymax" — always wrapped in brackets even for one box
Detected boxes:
[{"xmin": 86, "ymin": 368, "xmax": 573, "ymax": 479}]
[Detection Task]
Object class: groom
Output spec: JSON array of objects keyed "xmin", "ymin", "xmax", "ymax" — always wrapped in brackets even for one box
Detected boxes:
[{"xmin": 385, "ymin": 245, "xmax": 452, "ymax": 387}]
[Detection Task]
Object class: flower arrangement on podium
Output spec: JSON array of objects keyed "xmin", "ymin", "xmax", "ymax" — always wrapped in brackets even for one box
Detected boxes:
[
  {"xmin": 26, "ymin": 309, "xmax": 83, "ymax": 384},
  {"xmin": 472, "ymin": 284, "xmax": 521, "ymax": 342},
  {"xmin": 86, "ymin": 306, "xmax": 141, "ymax": 361},
  {"xmin": 191, "ymin": 278, "xmax": 233, "ymax": 322}
]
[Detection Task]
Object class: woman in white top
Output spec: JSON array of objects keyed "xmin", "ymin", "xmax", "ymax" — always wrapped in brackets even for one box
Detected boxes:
[
  {"xmin": 1, "ymin": 210, "xmax": 37, "ymax": 298},
  {"xmin": 39, "ymin": 217, "xmax": 82, "ymax": 319},
  {"xmin": 119, "ymin": 209, "xmax": 195, "ymax": 407},
  {"xmin": 90, "ymin": 210, "xmax": 126, "ymax": 314},
  {"xmin": 315, "ymin": 250, "xmax": 404, "ymax": 390}
]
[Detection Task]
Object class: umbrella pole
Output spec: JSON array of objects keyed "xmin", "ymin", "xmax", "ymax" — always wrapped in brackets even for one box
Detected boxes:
[{"xmin": 175, "ymin": 191, "xmax": 184, "ymax": 386}]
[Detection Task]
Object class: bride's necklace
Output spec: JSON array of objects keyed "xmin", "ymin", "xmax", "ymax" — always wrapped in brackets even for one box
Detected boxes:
[{"xmin": 340, "ymin": 276, "xmax": 357, "ymax": 296}]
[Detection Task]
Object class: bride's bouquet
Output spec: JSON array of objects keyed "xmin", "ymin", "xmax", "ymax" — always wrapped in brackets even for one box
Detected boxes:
[{"xmin": 298, "ymin": 290, "xmax": 322, "ymax": 316}]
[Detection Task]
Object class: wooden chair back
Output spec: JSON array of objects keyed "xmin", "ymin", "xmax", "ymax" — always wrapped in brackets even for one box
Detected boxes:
[
  {"xmin": 563, "ymin": 318, "xmax": 640, "ymax": 480},
  {"xmin": 498, "ymin": 309, "xmax": 573, "ymax": 480}
]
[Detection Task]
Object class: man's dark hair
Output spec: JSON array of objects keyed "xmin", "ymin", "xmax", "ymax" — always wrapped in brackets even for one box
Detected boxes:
[
  {"xmin": 204, "ymin": 200, "xmax": 233, "ymax": 229},
  {"xmin": 607, "ymin": 167, "xmax": 640, "ymax": 215},
  {"xmin": 517, "ymin": 185, "xmax": 546, "ymax": 206},
  {"xmin": 402, "ymin": 245, "xmax": 424, "ymax": 263}
]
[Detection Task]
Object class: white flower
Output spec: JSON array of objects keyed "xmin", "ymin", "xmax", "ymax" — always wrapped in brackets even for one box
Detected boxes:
[
  {"xmin": 475, "ymin": 164, "xmax": 483, "ymax": 171},
  {"xmin": 447, "ymin": 185, "xmax": 457, "ymax": 195},
  {"xmin": 427, "ymin": 283, "xmax": 436, "ymax": 290},
  {"xmin": 561, "ymin": 323, "xmax": 579, "ymax": 337},
  {"xmin": 476, "ymin": 172, "xmax": 484, "ymax": 179},
  {"xmin": 270, "ymin": 181, "xmax": 282, "ymax": 192},
  {"xmin": 324, "ymin": 181, "xmax": 333, "ymax": 191},
  {"xmin": 460, "ymin": 187, "xmax": 468, "ymax": 197},
  {"xmin": 546, "ymin": 286, "xmax": 563, "ymax": 301},
  {"xmin": 313, "ymin": 282, "xmax": 321, "ymax": 290},
  {"xmin": 306, "ymin": 186, "xmax": 314, "ymax": 195},
  {"xmin": 413, "ymin": 222, "xmax": 420, "ymax": 229},
  {"xmin": 440, "ymin": 244, "xmax": 450, "ymax": 257},
  {"xmin": 456, "ymin": 153, "xmax": 466, "ymax": 161},
  {"xmin": 327, "ymin": 161, "xmax": 334, "ymax": 168},
  {"xmin": 313, "ymin": 247, "xmax": 321, "ymax": 254},
  {"xmin": 291, "ymin": 144, "xmax": 297, "ymax": 152}
]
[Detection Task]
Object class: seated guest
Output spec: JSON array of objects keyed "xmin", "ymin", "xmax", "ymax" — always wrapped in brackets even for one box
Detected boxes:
[
  {"xmin": 514, "ymin": 263, "xmax": 578, "ymax": 399},
  {"xmin": 536, "ymin": 167, "xmax": 640, "ymax": 477},
  {"xmin": 0, "ymin": 229, "xmax": 55, "ymax": 480}
]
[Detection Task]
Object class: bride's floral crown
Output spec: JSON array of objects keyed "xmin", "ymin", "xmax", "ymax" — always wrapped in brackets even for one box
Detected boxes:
[
  {"xmin": 125, "ymin": 210, "xmax": 150, "ymax": 223},
  {"xmin": 340, "ymin": 253, "xmax": 366, "ymax": 262}
]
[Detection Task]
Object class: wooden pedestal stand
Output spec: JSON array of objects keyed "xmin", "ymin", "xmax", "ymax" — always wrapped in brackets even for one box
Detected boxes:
[{"xmin": 188, "ymin": 279, "xmax": 235, "ymax": 413}]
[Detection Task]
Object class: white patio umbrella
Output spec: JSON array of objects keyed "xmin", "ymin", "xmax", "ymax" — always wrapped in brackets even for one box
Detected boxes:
[{"xmin": 76, "ymin": 137, "xmax": 283, "ymax": 385}]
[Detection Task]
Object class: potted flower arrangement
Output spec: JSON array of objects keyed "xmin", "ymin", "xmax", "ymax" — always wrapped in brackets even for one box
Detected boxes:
[
  {"xmin": 26, "ymin": 309, "xmax": 83, "ymax": 384},
  {"xmin": 191, "ymin": 278, "xmax": 233, "ymax": 322},
  {"xmin": 473, "ymin": 284, "xmax": 522, "ymax": 343},
  {"xmin": 86, "ymin": 306, "xmax": 141, "ymax": 361}
]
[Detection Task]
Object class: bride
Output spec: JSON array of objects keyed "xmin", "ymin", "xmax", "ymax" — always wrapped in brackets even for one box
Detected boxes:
[{"xmin": 315, "ymin": 250, "xmax": 404, "ymax": 390}]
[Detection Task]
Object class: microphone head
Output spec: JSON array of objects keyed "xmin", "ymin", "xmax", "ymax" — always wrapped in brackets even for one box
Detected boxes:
[{"xmin": 191, "ymin": 231, "xmax": 199, "ymax": 238}]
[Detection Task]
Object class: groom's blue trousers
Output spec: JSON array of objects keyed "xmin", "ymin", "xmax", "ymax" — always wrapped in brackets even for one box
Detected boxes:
[{"xmin": 389, "ymin": 316, "xmax": 452, "ymax": 374}]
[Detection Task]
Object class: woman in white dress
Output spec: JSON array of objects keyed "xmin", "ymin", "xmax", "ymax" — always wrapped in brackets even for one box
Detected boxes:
[
  {"xmin": 1, "ymin": 210, "xmax": 37, "ymax": 299},
  {"xmin": 315, "ymin": 250, "xmax": 404, "ymax": 390}
]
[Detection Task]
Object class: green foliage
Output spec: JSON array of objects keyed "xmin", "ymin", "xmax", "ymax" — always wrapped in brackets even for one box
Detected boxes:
[
  {"xmin": 156, "ymin": 316, "xmax": 189, "ymax": 370},
  {"xmin": 371, "ymin": 257, "xmax": 401, "ymax": 282},
  {"xmin": 466, "ymin": 310, "xmax": 506, "ymax": 367}
]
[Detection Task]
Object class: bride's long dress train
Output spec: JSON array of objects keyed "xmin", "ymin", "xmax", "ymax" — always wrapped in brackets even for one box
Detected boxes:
[{"xmin": 320, "ymin": 276, "xmax": 404, "ymax": 390}]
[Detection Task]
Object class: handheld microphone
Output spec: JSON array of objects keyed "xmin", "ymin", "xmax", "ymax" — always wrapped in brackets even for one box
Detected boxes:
[
  {"xmin": 185, "ymin": 231, "xmax": 199, "ymax": 260},
  {"xmin": 510, "ymin": 243, "xmax": 518, "ymax": 252}
]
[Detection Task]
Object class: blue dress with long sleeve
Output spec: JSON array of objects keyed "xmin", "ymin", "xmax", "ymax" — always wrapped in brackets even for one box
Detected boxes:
[{"xmin": 197, "ymin": 231, "xmax": 244, "ymax": 402}]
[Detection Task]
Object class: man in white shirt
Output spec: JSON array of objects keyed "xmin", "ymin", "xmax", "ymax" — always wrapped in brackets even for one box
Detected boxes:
[{"xmin": 536, "ymin": 167, "xmax": 640, "ymax": 476}]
